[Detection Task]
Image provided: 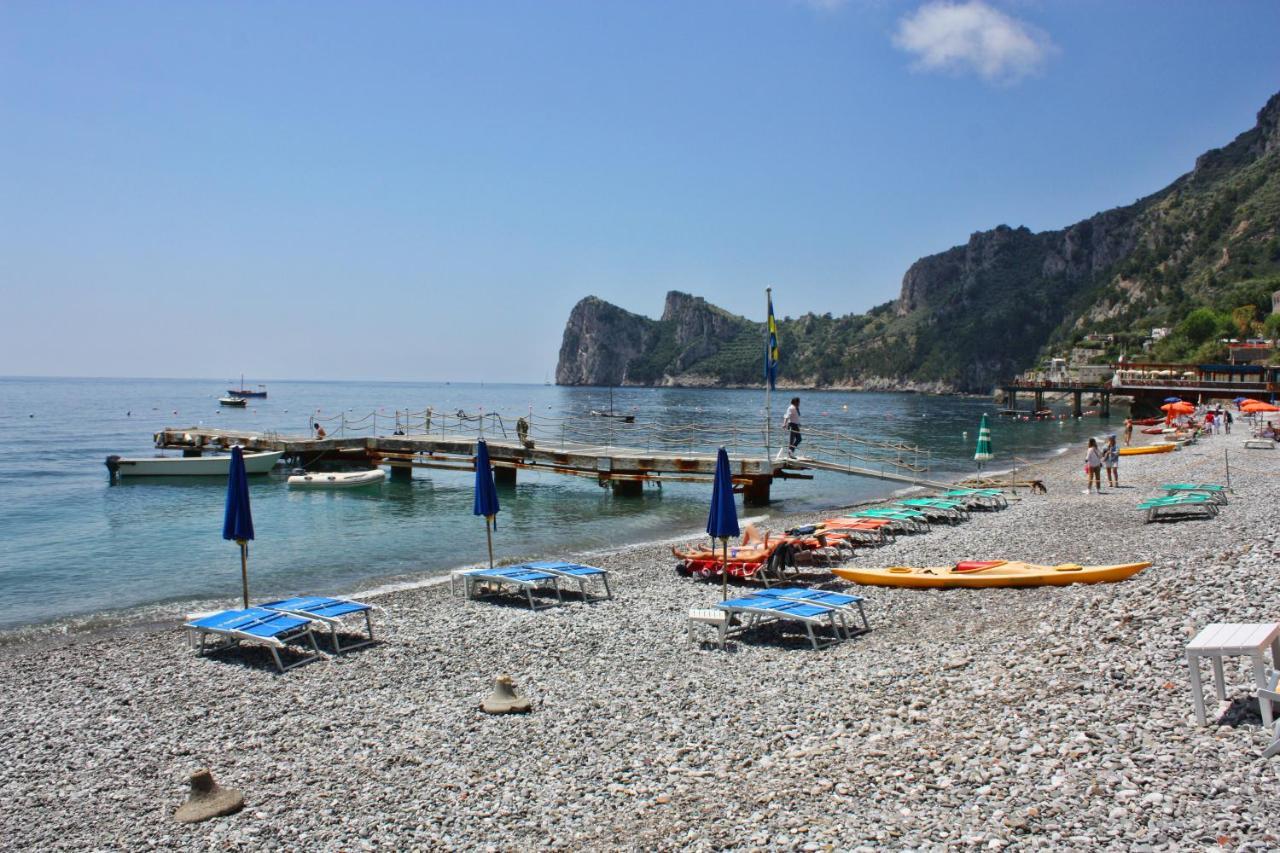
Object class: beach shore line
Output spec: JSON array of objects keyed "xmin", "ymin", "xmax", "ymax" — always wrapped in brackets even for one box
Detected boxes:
[{"xmin": 3, "ymin": 430, "xmax": 1279, "ymax": 848}]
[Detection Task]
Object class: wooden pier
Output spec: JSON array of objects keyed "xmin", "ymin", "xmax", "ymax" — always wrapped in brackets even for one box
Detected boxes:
[{"xmin": 152, "ymin": 409, "xmax": 939, "ymax": 506}]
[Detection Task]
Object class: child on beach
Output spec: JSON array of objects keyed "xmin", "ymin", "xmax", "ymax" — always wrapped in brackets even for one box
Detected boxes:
[
  {"xmin": 314, "ymin": 422, "xmax": 327, "ymax": 439},
  {"xmin": 1123, "ymin": 418, "xmax": 1133, "ymax": 446},
  {"xmin": 1084, "ymin": 438, "xmax": 1103, "ymax": 494},
  {"xmin": 1103, "ymin": 434, "xmax": 1120, "ymax": 488}
]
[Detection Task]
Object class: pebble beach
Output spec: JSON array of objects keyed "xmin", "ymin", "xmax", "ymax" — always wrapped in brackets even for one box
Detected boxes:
[{"xmin": 3, "ymin": 431, "xmax": 1279, "ymax": 850}]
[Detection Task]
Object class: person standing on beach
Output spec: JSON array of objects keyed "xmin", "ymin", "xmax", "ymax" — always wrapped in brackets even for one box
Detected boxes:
[
  {"xmin": 1084, "ymin": 437, "xmax": 1103, "ymax": 494},
  {"xmin": 1103, "ymin": 435, "xmax": 1120, "ymax": 488},
  {"xmin": 1123, "ymin": 418, "xmax": 1134, "ymax": 446},
  {"xmin": 1225, "ymin": 408, "xmax": 1233, "ymax": 434},
  {"xmin": 783, "ymin": 397, "xmax": 802, "ymax": 457}
]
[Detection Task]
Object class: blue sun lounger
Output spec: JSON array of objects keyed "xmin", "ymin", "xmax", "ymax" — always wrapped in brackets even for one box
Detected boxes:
[
  {"xmin": 463, "ymin": 567, "xmax": 564, "ymax": 610},
  {"xmin": 185, "ymin": 607, "xmax": 322, "ymax": 673},
  {"xmin": 716, "ymin": 596, "xmax": 846, "ymax": 650},
  {"xmin": 260, "ymin": 596, "xmax": 376, "ymax": 652},
  {"xmin": 518, "ymin": 561, "xmax": 614, "ymax": 602},
  {"xmin": 753, "ymin": 587, "xmax": 870, "ymax": 635}
]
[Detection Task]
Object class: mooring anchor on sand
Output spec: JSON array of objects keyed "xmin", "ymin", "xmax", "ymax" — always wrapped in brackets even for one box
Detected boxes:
[
  {"xmin": 174, "ymin": 768, "xmax": 244, "ymax": 823},
  {"xmin": 481, "ymin": 674, "xmax": 532, "ymax": 714}
]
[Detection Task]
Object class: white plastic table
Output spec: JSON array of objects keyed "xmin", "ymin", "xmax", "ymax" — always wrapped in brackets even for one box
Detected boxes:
[{"xmin": 1185, "ymin": 622, "xmax": 1280, "ymax": 726}]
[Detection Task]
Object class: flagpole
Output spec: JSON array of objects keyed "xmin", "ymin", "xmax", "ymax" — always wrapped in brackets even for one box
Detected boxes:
[{"xmin": 765, "ymin": 287, "xmax": 772, "ymax": 461}]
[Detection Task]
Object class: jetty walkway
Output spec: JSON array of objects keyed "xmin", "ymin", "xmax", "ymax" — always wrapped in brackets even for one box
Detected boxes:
[{"xmin": 154, "ymin": 408, "xmax": 947, "ymax": 504}]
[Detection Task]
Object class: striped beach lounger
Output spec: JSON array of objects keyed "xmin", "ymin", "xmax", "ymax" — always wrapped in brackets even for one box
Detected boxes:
[
  {"xmin": 463, "ymin": 567, "xmax": 564, "ymax": 610},
  {"xmin": 185, "ymin": 607, "xmax": 322, "ymax": 673},
  {"xmin": 753, "ymin": 587, "xmax": 871, "ymax": 636},
  {"xmin": 519, "ymin": 561, "xmax": 614, "ymax": 602},
  {"xmin": 716, "ymin": 595, "xmax": 846, "ymax": 651},
  {"xmin": 261, "ymin": 596, "xmax": 376, "ymax": 652}
]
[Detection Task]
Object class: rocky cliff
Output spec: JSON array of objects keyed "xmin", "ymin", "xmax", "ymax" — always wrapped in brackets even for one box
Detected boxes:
[{"xmin": 556, "ymin": 91, "xmax": 1280, "ymax": 392}]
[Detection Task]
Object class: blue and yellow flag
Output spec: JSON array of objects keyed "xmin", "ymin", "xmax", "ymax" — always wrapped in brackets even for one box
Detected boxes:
[{"xmin": 765, "ymin": 293, "xmax": 779, "ymax": 390}]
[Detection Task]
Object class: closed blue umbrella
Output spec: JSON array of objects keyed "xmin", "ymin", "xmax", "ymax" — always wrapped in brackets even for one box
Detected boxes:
[
  {"xmin": 706, "ymin": 447, "xmax": 740, "ymax": 600},
  {"xmin": 222, "ymin": 445, "xmax": 255, "ymax": 608},
  {"xmin": 473, "ymin": 440, "xmax": 500, "ymax": 569},
  {"xmin": 1163, "ymin": 396, "xmax": 1183, "ymax": 403}
]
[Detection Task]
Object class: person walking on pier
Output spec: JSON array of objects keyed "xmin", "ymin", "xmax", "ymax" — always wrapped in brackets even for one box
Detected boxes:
[{"xmin": 783, "ymin": 397, "xmax": 802, "ymax": 458}]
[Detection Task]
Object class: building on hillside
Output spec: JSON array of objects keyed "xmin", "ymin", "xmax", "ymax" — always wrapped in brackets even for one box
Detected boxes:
[{"xmin": 1151, "ymin": 327, "xmax": 1171, "ymax": 341}]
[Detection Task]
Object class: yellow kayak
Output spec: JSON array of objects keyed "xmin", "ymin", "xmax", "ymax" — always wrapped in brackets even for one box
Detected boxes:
[
  {"xmin": 1119, "ymin": 444, "xmax": 1176, "ymax": 456},
  {"xmin": 832, "ymin": 560, "xmax": 1150, "ymax": 589}
]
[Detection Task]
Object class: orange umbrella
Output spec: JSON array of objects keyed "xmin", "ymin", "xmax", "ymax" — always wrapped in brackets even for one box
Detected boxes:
[
  {"xmin": 1242, "ymin": 400, "xmax": 1279, "ymax": 412},
  {"xmin": 1161, "ymin": 402, "xmax": 1195, "ymax": 414}
]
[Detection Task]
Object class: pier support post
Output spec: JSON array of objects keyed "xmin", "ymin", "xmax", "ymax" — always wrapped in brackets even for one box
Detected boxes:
[
  {"xmin": 1072, "ymin": 391, "xmax": 1083, "ymax": 418},
  {"xmin": 389, "ymin": 465, "xmax": 412, "ymax": 483},
  {"xmin": 610, "ymin": 479, "xmax": 642, "ymax": 498},
  {"xmin": 1033, "ymin": 390, "xmax": 1044, "ymax": 412},
  {"xmin": 1007, "ymin": 390, "xmax": 1016, "ymax": 410},
  {"xmin": 743, "ymin": 477, "xmax": 772, "ymax": 507},
  {"xmin": 494, "ymin": 467, "xmax": 516, "ymax": 486},
  {"xmin": 1101, "ymin": 393, "xmax": 1111, "ymax": 418}
]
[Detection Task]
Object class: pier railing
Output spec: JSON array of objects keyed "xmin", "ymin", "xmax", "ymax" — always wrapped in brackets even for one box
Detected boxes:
[{"xmin": 306, "ymin": 406, "xmax": 931, "ymax": 476}]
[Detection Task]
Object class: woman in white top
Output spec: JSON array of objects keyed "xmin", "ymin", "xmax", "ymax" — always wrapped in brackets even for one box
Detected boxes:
[
  {"xmin": 783, "ymin": 397, "xmax": 801, "ymax": 457},
  {"xmin": 1084, "ymin": 437, "xmax": 1103, "ymax": 494}
]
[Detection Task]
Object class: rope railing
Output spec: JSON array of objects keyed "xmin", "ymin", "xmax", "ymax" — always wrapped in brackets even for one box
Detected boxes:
[{"xmin": 297, "ymin": 404, "xmax": 932, "ymax": 476}]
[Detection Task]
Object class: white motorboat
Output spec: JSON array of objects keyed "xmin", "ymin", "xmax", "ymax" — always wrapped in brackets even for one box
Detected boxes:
[
  {"xmin": 105, "ymin": 451, "xmax": 284, "ymax": 477},
  {"xmin": 287, "ymin": 469, "xmax": 387, "ymax": 489},
  {"xmin": 219, "ymin": 396, "xmax": 248, "ymax": 407}
]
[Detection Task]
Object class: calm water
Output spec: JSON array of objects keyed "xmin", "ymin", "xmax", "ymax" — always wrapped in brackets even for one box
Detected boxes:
[{"xmin": 0, "ymin": 377, "xmax": 1118, "ymax": 632}]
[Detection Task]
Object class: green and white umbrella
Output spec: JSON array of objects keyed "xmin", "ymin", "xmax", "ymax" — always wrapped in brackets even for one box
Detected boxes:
[{"xmin": 973, "ymin": 414, "xmax": 993, "ymax": 462}]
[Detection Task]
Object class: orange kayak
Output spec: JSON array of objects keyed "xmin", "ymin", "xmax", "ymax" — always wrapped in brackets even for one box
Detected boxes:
[{"xmin": 832, "ymin": 560, "xmax": 1151, "ymax": 589}]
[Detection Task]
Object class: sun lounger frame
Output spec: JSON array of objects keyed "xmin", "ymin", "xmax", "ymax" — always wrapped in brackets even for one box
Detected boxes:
[
  {"xmin": 186, "ymin": 608, "xmax": 323, "ymax": 673},
  {"xmin": 261, "ymin": 596, "xmax": 376, "ymax": 652},
  {"xmin": 1140, "ymin": 495, "xmax": 1220, "ymax": 523},
  {"xmin": 753, "ymin": 587, "xmax": 871, "ymax": 636},
  {"xmin": 716, "ymin": 596, "xmax": 848, "ymax": 651},
  {"xmin": 519, "ymin": 560, "xmax": 614, "ymax": 602},
  {"xmin": 463, "ymin": 568, "xmax": 564, "ymax": 610}
]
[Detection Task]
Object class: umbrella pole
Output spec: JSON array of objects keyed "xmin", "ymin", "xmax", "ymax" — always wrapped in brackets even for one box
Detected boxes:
[
  {"xmin": 485, "ymin": 516, "xmax": 495, "ymax": 569},
  {"xmin": 238, "ymin": 540, "xmax": 249, "ymax": 609},
  {"xmin": 721, "ymin": 538, "xmax": 728, "ymax": 601}
]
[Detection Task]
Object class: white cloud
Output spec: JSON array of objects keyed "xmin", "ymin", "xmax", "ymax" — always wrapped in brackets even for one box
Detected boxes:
[{"xmin": 893, "ymin": 1, "xmax": 1054, "ymax": 83}]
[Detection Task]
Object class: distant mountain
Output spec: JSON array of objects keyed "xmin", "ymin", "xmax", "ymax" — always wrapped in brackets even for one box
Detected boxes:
[{"xmin": 556, "ymin": 91, "xmax": 1280, "ymax": 392}]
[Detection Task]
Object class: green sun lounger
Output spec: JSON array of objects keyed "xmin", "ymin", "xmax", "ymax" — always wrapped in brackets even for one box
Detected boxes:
[
  {"xmin": 1139, "ymin": 494, "xmax": 1219, "ymax": 523},
  {"xmin": 1162, "ymin": 484, "xmax": 1228, "ymax": 504}
]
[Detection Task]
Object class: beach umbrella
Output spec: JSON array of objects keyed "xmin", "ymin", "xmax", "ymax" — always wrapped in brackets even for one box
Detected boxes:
[
  {"xmin": 973, "ymin": 414, "xmax": 993, "ymax": 465},
  {"xmin": 473, "ymin": 439, "xmax": 500, "ymax": 569},
  {"xmin": 1242, "ymin": 400, "xmax": 1279, "ymax": 412},
  {"xmin": 706, "ymin": 447, "xmax": 740, "ymax": 601},
  {"xmin": 222, "ymin": 445, "xmax": 255, "ymax": 609}
]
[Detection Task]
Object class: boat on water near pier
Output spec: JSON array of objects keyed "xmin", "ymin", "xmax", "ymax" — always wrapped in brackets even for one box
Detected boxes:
[
  {"xmin": 219, "ymin": 396, "xmax": 248, "ymax": 407},
  {"xmin": 105, "ymin": 450, "xmax": 284, "ymax": 477},
  {"xmin": 287, "ymin": 469, "xmax": 387, "ymax": 489}
]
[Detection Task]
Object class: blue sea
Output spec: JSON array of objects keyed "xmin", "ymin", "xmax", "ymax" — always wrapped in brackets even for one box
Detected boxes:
[{"xmin": 0, "ymin": 377, "xmax": 1117, "ymax": 633}]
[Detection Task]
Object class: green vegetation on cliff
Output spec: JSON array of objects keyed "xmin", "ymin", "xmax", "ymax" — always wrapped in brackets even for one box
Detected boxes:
[{"xmin": 557, "ymin": 92, "xmax": 1280, "ymax": 392}]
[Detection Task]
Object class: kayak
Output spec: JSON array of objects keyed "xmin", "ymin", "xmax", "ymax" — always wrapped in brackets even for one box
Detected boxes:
[
  {"xmin": 832, "ymin": 560, "xmax": 1150, "ymax": 589},
  {"xmin": 1140, "ymin": 427, "xmax": 1165, "ymax": 435},
  {"xmin": 1132, "ymin": 417, "xmax": 1163, "ymax": 426},
  {"xmin": 1118, "ymin": 443, "xmax": 1176, "ymax": 456}
]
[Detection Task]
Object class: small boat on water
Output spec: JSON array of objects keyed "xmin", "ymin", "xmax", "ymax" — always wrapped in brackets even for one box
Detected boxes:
[
  {"xmin": 219, "ymin": 396, "xmax": 248, "ymax": 407},
  {"xmin": 833, "ymin": 560, "xmax": 1150, "ymax": 589},
  {"xmin": 287, "ymin": 469, "xmax": 387, "ymax": 489},
  {"xmin": 227, "ymin": 374, "xmax": 267, "ymax": 398},
  {"xmin": 105, "ymin": 450, "xmax": 284, "ymax": 477},
  {"xmin": 589, "ymin": 387, "xmax": 635, "ymax": 422}
]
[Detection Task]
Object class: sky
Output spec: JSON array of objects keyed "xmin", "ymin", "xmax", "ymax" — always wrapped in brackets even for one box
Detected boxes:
[{"xmin": 2, "ymin": 1, "xmax": 1278, "ymax": 383}]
